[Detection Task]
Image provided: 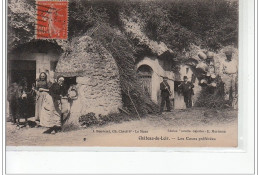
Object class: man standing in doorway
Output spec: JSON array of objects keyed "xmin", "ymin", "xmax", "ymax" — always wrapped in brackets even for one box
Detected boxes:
[
  {"xmin": 160, "ymin": 77, "xmax": 171, "ymax": 112},
  {"xmin": 178, "ymin": 76, "xmax": 194, "ymax": 108}
]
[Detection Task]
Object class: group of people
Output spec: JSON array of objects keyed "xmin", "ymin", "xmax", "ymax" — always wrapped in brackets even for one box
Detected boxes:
[
  {"xmin": 34, "ymin": 72, "xmax": 70, "ymax": 134},
  {"xmin": 160, "ymin": 76, "xmax": 194, "ymax": 113},
  {"xmin": 7, "ymin": 77, "xmax": 33, "ymax": 127},
  {"xmin": 8, "ymin": 72, "xmax": 73, "ymax": 134}
]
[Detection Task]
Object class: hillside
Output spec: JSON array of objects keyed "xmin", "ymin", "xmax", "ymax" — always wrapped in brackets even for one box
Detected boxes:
[{"xmin": 8, "ymin": 0, "xmax": 239, "ymax": 115}]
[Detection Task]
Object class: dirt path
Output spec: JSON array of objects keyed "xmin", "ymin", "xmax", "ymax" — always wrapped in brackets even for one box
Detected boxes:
[{"xmin": 6, "ymin": 108, "xmax": 238, "ymax": 147}]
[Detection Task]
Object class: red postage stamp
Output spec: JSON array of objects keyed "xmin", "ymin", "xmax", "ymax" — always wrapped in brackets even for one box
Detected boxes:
[{"xmin": 36, "ymin": 0, "xmax": 68, "ymax": 39}]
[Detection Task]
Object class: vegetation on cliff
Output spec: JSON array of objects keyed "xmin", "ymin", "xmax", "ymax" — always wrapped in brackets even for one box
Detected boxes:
[{"xmin": 8, "ymin": 0, "xmax": 238, "ymax": 115}]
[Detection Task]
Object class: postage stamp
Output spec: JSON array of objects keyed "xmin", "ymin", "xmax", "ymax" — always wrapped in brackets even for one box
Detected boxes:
[{"xmin": 36, "ymin": 0, "xmax": 68, "ymax": 39}]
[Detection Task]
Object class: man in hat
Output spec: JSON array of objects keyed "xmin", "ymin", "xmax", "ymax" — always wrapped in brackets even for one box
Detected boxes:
[
  {"xmin": 222, "ymin": 50, "xmax": 238, "ymax": 108},
  {"xmin": 160, "ymin": 76, "xmax": 171, "ymax": 112},
  {"xmin": 178, "ymin": 76, "xmax": 194, "ymax": 108}
]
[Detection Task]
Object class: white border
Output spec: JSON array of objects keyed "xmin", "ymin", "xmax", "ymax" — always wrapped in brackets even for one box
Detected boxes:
[
  {"xmin": 1, "ymin": 0, "xmax": 6, "ymax": 174},
  {"xmin": 3, "ymin": 0, "xmax": 256, "ymax": 174}
]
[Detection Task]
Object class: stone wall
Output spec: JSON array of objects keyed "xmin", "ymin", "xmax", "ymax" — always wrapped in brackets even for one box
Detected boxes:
[
  {"xmin": 70, "ymin": 76, "xmax": 121, "ymax": 117},
  {"xmin": 55, "ymin": 36, "xmax": 122, "ymax": 123}
]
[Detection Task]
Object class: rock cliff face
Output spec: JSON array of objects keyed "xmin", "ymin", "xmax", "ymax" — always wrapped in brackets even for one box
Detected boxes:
[{"xmin": 55, "ymin": 36, "xmax": 122, "ymax": 125}]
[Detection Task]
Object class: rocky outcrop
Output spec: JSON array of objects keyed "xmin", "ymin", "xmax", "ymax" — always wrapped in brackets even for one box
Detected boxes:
[
  {"xmin": 56, "ymin": 36, "xmax": 122, "ymax": 126},
  {"xmin": 121, "ymin": 17, "xmax": 174, "ymax": 56}
]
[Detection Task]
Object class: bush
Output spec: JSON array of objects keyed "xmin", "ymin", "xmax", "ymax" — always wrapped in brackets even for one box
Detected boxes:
[
  {"xmin": 195, "ymin": 85, "xmax": 227, "ymax": 109},
  {"xmin": 79, "ymin": 112, "xmax": 133, "ymax": 127}
]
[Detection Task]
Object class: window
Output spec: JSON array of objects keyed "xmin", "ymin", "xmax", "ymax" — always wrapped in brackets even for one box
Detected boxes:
[{"xmin": 64, "ymin": 77, "xmax": 77, "ymax": 86}]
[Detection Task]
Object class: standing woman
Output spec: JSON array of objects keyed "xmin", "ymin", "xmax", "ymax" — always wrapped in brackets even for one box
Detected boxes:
[
  {"xmin": 41, "ymin": 76, "xmax": 68, "ymax": 134},
  {"xmin": 34, "ymin": 72, "xmax": 51, "ymax": 125}
]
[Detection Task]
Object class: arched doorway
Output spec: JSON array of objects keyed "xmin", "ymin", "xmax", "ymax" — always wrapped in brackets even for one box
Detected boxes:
[
  {"xmin": 7, "ymin": 41, "xmax": 63, "ymax": 118},
  {"xmin": 8, "ymin": 40, "xmax": 62, "ymax": 86},
  {"xmin": 137, "ymin": 65, "xmax": 153, "ymax": 98}
]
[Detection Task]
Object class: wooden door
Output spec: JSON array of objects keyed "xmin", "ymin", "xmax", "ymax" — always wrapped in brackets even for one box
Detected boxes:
[
  {"xmin": 139, "ymin": 75, "xmax": 152, "ymax": 97},
  {"xmin": 137, "ymin": 65, "xmax": 153, "ymax": 97}
]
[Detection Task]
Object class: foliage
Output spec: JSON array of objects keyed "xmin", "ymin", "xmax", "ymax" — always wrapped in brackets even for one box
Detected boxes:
[
  {"xmin": 68, "ymin": 0, "xmax": 238, "ymax": 59},
  {"xmin": 195, "ymin": 85, "xmax": 227, "ymax": 109},
  {"xmin": 87, "ymin": 23, "xmax": 160, "ymax": 115},
  {"xmin": 78, "ymin": 112, "xmax": 132, "ymax": 128},
  {"xmin": 124, "ymin": 0, "xmax": 237, "ymax": 52},
  {"xmin": 166, "ymin": 0, "xmax": 238, "ymax": 50},
  {"xmin": 9, "ymin": 0, "xmax": 238, "ymax": 53},
  {"xmin": 69, "ymin": 0, "xmax": 123, "ymax": 37},
  {"xmin": 8, "ymin": 0, "xmax": 238, "ymax": 115},
  {"xmin": 120, "ymin": 1, "xmax": 200, "ymax": 53},
  {"xmin": 8, "ymin": 0, "xmax": 35, "ymax": 49}
]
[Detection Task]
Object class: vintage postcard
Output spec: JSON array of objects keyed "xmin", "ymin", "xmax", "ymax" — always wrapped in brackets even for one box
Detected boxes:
[{"xmin": 6, "ymin": 0, "xmax": 238, "ymax": 147}]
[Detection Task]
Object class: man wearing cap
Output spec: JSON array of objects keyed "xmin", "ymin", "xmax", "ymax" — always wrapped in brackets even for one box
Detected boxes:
[
  {"xmin": 160, "ymin": 77, "xmax": 171, "ymax": 112},
  {"xmin": 178, "ymin": 76, "xmax": 194, "ymax": 108}
]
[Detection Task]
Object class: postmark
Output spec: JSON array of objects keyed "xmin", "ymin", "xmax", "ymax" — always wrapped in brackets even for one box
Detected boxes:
[{"xmin": 36, "ymin": 0, "xmax": 68, "ymax": 39}]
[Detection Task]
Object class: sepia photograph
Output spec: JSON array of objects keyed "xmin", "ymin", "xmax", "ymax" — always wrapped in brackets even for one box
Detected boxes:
[{"xmin": 6, "ymin": 0, "xmax": 239, "ymax": 147}]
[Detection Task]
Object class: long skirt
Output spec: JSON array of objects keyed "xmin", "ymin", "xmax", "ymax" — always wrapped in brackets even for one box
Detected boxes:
[
  {"xmin": 35, "ymin": 91, "xmax": 46, "ymax": 121},
  {"xmin": 40, "ymin": 93, "xmax": 61, "ymax": 127},
  {"xmin": 60, "ymin": 98, "xmax": 70, "ymax": 125}
]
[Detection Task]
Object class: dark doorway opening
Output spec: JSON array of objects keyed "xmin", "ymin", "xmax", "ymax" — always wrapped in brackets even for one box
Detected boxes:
[
  {"xmin": 174, "ymin": 81, "xmax": 182, "ymax": 92},
  {"xmin": 9, "ymin": 60, "xmax": 36, "ymax": 118},
  {"xmin": 64, "ymin": 77, "xmax": 76, "ymax": 87},
  {"xmin": 63, "ymin": 76, "xmax": 77, "ymax": 93},
  {"xmin": 9, "ymin": 60, "xmax": 36, "ymax": 90}
]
